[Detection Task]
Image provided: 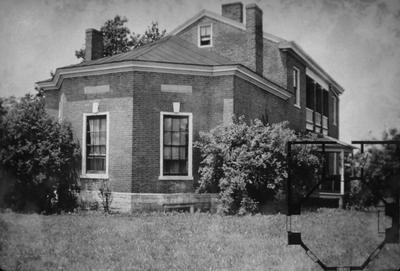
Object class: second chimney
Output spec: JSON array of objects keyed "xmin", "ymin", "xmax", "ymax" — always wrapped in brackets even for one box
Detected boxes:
[
  {"xmin": 85, "ymin": 28, "xmax": 104, "ymax": 61},
  {"xmin": 222, "ymin": 2, "xmax": 243, "ymax": 23},
  {"xmin": 245, "ymin": 4, "xmax": 263, "ymax": 75}
]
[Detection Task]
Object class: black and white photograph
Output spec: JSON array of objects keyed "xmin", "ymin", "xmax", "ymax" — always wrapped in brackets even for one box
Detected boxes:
[{"xmin": 0, "ymin": 0, "xmax": 399, "ymax": 270}]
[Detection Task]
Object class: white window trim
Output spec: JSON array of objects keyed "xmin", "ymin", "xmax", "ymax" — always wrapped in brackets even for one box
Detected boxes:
[
  {"xmin": 198, "ymin": 23, "xmax": 213, "ymax": 48},
  {"xmin": 293, "ymin": 67, "xmax": 301, "ymax": 108},
  {"xmin": 159, "ymin": 111, "xmax": 193, "ymax": 180},
  {"xmin": 332, "ymin": 95, "xmax": 337, "ymax": 126},
  {"xmin": 81, "ymin": 112, "xmax": 110, "ymax": 179}
]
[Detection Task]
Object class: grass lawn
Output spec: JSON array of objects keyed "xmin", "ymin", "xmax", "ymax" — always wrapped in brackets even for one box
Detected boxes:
[{"xmin": 0, "ymin": 208, "xmax": 399, "ymax": 271}]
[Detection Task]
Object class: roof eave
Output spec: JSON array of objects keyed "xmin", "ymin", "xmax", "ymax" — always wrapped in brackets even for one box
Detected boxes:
[{"xmin": 35, "ymin": 60, "xmax": 291, "ymax": 100}]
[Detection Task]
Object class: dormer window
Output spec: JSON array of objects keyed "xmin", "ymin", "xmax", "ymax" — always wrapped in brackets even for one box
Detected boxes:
[{"xmin": 198, "ymin": 24, "xmax": 212, "ymax": 47}]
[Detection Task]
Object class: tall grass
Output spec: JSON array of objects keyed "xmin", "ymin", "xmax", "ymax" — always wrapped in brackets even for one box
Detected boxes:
[{"xmin": 0, "ymin": 209, "xmax": 399, "ymax": 271}]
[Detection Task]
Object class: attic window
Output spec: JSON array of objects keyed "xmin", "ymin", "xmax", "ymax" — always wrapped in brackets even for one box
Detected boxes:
[{"xmin": 198, "ymin": 24, "xmax": 212, "ymax": 47}]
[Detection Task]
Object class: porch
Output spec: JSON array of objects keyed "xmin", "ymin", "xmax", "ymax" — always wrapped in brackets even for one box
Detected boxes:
[{"xmin": 313, "ymin": 136, "xmax": 355, "ymax": 207}]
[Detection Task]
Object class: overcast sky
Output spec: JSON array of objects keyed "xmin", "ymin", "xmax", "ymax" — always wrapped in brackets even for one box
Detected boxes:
[{"xmin": 0, "ymin": 0, "xmax": 399, "ymax": 143}]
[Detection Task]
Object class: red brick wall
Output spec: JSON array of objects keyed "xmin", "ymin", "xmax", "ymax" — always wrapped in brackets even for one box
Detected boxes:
[
  {"xmin": 57, "ymin": 73, "xmax": 134, "ymax": 193},
  {"xmin": 176, "ymin": 16, "xmax": 288, "ymax": 89},
  {"xmin": 233, "ymin": 76, "xmax": 296, "ymax": 128},
  {"xmin": 177, "ymin": 17, "xmax": 248, "ymax": 70},
  {"xmin": 222, "ymin": 3, "xmax": 243, "ymax": 23},
  {"xmin": 245, "ymin": 4, "xmax": 263, "ymax": 75},
  {"xmin": 285, "ymin": 53, "xmax": 307, "ymax": 132},
  {"xmin": 44, "ymin": 89, "xmax": 59, "ymax": 119},
  {"xmin": 175, "ymin": 11, "xmax": 340, "ymax": 138},
  {"xmin": 46, "ymin": 71, "xmax": 235, "ymax": 194},
  {"xmin": 263, "ymin": 39, "xmax": 287, "ymax": 88},
  {"xmin": 45, "ymin": 68, "xmax": 339, "ymax": 194},
  {"xmin": 131, "ymin": 71, "xmax": 234, "ymax": 193}
]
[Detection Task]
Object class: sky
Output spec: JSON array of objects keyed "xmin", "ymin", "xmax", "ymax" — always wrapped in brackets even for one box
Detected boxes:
[{"xmin": 0, "ymin": 0, "xmax": 399, "ymax": 143}]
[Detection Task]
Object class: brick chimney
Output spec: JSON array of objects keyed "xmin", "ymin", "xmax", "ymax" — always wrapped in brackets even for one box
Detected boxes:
[
  {"xmin": 222, "ymin": 2, "xmax": 243, "ymax": 23},
  {"xmin": 245, "ymin": 3, "xmax": 263, "ymax": 75},
  {"xmin": 85, "ymin": 28, "xmax": 103, "ymax": 61}
]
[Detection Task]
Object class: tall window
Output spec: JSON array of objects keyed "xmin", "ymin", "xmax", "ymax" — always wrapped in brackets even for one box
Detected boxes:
[
  {"xmin": 333, "ymin": 96, "xmax": 337, "ymax": 125},
  {"xmin": 306, "ymin": 76, "xmax": 314, "ymax": 110},
  {"xmin": 199, "ymin": 24, "xmax": 212, "ymax": 47},
  {"xmin": 163, "ymin": 115, "xmax": 189, "ymax": 176},
  {"xmin": 315, "ymin": 84, "xmax": 322, "ymax": 114},
  {"xmin": 323, "ymin": 90, "xmax": 329, "ymax": 117},
  {"xmin": 85, "ymin": 114, "xmax": 107, "ymax": 174},
  {"xmin": 293, "ymin": 67, "xmax": 300, "ymax": 107}
]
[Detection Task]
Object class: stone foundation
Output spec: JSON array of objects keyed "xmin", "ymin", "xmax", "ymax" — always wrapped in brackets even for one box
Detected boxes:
[{"xmin": 79, "ymin": 190, "xmax": 218, "ymax": 213}]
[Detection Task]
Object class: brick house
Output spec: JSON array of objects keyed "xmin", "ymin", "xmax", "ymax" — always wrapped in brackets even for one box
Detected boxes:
[{"xmin": 36, "ymin": 2, "xmax": 352, "ymax": 211}]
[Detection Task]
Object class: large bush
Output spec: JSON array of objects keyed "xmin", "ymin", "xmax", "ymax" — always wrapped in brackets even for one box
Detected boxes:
[
  {"xmin": 345, "ymin": 128, "xmax": 400, "ymax": 208},
  {"xmin": 0, "ymin": 94, "xmax": 80, "ymax": 213},
  {"xmin": 195, "ymin": 117, "xmax": 320, "ymax": 215}
]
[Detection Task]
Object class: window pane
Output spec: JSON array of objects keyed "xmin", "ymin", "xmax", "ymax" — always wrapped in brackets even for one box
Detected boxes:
[
  {"xmin": 164, "ymin": 117, "xmax": 172, "ymax": 131},
  {"xmin": 179, "ymin": 161, "xmax": 188, "ymax": 175},
  {"xmin": 180, "ymin": 132, "xmax": 187, "ymax": 145},
  {"xmin": 99, "ymin": 131, "xmax": 106, "ymax": 145},
  {"xmin": 164, "ymin": 160, "xmax": 179, "ymax": 175},
  {"xmin": 163, "ymin": 147, "xmax": 171, "ymax": 159},
  {"xmin": 200, "ymin": 39, "xmax": 210, "ymax": 46},
  {"xmin": 164, "ymin": 132, "xmax": 171, "ymax": 145},
  {"xmin": 201, "ymin": 25, "xmax": 210, "ymax": 36},
  {"xmin": 172, "ymin": 118, "xmax": 180, "ymax": 131},
  {"xmin": 171, "ymin": 147, "xmax": 180, "ymax": 159},
  {"xmin": 205, "ymin": 26, "xmax": 210, "ymax": 35},
  {"xmin": 179, "ymin": 147, "xmax": 186, "ymax": 159},
  {"xmin": 100, "ymin": 118, "xmax": 106, "ymax": 132},
  {"xmin": 180, "ymin": 118, "xmax": 188, "ymax": 131},
  {"xmin": 93, "ymin": 118, "xmax": 99, "ymax": 133},
  {"xmin": 200, "ymin": 26, "xmax": 205, "ymax": 36},
  {"xmin": 172, "ymin": 132, "xmax": 180, "ymax": 145}
]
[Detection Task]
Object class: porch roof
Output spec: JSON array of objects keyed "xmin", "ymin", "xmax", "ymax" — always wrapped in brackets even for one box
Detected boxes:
[{"xmin": 315, "ymin": 135, "xmax": 356, "ymax": 151}]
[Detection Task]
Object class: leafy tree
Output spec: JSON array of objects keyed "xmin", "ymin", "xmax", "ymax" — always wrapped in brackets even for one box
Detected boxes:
[
  {"xmin": 195, "ymin": 117, "xmax": 320, "ymax": 215},
  {"xmin": 131, "ymin": 21, "xmax": 167, "ymax": 49},
  {"xmin": 75, "ymin": 16, "xmax": 166, "ymax": 60},
  {"xmin": 346, "ymin": 128, "xmax": 400, "ymax": 208},
  {"xmin": 0, "ymin": 94, "xmax": 80, "ymax": 213}
]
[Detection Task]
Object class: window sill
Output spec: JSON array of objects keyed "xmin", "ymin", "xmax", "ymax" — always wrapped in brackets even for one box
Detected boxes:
[
  {"xmin": 198, "ymin": 44, "xmax": 212, "ymax": 48},
  {"xmin": 80, "ymin": 174, "xmax": 109, "ymax": 179},
  {"xmin": 159, "ymin": 176, "xmax": 193, "ymax": 181}
]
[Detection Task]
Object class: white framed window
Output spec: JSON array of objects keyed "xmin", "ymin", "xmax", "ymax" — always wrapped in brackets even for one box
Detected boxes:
[
  {"xmin": 81, "ymin": 112, "xmax": 109, "ymax": 178},
  {"xmin": 159, "ymin": 112, "xmax": 193, "ymax": 180},
  {"xmin": 293, "ymin": 67, "xmax": 300, "ymax": 108},
  {"xmin": 332, "ymin": 95, "xmax": 337, "ymax": 126},
  {"xmin": 198, "ymin": 24, "xmax": 212, "ymax": 47},
  {"xmin": 58, "ymin": 92, "xmax": 66, "ymax": 122}
]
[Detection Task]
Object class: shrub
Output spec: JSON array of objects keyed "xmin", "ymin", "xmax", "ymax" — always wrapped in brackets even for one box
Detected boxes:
[
  {"xmin": 0, "ymin": 94, "xmax": 80, "ymax": 213},
  {"xmin": 98, "ymin": 180, "xmax": 113, "ymax": 213},
  {"xmin": 195, "ymin": 117, "xmax": 320, "ymax": 215}
]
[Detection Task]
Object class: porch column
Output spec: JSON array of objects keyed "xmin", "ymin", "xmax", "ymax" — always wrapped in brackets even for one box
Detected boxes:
[{"xmin": 339, "ymin": 149, "xmax": 345, "ymax": 208}]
